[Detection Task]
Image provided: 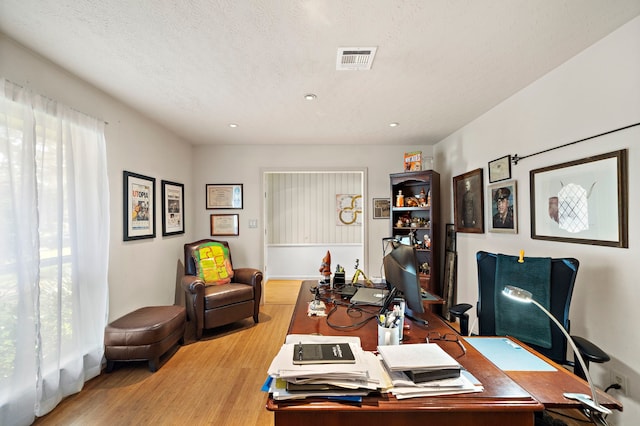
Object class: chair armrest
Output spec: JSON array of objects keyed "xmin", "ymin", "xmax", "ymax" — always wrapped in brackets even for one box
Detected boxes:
[
  {"xmin": 571, "ymin": 335, "xmax": 610, "ymax": 364},
  {"xmin": 181, "ymin": 275, "xmax": 205, "ymax": 339},
  {"xmin": 233, "ymin": 268, "xmax": 263, "ymax": 321},
  {"xmin": 233, "ymin": 268, "xmax": 263, "ymax": 287},
  {"xmin": 181, "ymin": 275, "xmax": 205, "ymax": 293},
  {"xmin": 570, "ymin": 335, "xmax": 610, "ymax": 381},
  {"xmin": 448, "ymin": 303, "xmax": 473, "ymax": 336}
]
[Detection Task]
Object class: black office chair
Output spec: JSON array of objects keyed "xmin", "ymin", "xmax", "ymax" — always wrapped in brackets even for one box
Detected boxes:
[{"xmin": 449, "ymin": 251, "xmax": 609, "ymax": 381}]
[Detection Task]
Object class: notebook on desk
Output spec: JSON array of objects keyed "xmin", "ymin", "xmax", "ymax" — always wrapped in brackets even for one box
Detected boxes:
[{"xmin": 349, "ymin": 287, "xmax": 389, "ymax": 306}]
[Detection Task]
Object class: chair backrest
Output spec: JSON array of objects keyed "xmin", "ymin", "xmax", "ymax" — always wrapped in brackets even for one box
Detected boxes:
[
  {"xmin": 184, "ymin": 239, "xmax": 234, "ymax": 276},
  {"xmin": 476, "ymin": 250, "xmax": 579, "ymax": 365}
]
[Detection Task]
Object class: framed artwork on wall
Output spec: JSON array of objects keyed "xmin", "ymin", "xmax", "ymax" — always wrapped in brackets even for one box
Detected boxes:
[
  {"xmin": 453, "ymin": 168, "xmax": 484, "ymax": 233},
  {"xmin": 372, "ymin": 198, "xmax": 390, "ymax": 219},
  {"xmin": 445, "ymin": 223, "xmax": 456, "ymax": 252},
  {"xmin": 530, "ymin": 149, "xmax": 628, "ymax": 247},
  {"xmin": 206, "ymin": 184, "xmax": 243, "ymax": 209},
  {"xmin": 488, "ymin": 155, "xmax": 512, "ymax": 183},
  {"xmin": 210, "ymin": 214, "xmax": 240, "ymax": 236},
  {"xmin": 441, "ymin": 251, "xmax": 457, "ymax": 321},
  {"xmin": 336, "ymin": 194, "xmax": 363, "ymax": 225},
  {"xmin": 488, "ymin": 180, "xmax": 517, "ymax": 234},
  {"xmin": 161, "ymin": 180, "xmax": 185, "ymax": 236},
  {"xmin": 123, "ymin": 171, "xmax": 156, "ymax": 241}
]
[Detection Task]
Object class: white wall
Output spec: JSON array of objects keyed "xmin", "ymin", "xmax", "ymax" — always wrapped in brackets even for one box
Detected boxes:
[
  {"xmin": 434, "ymin": 16, "xmax": 640, "ymax": 425},
  {"xmin": 0, "ymin": 35, "xmax": 195, "ymax": 322},
  {"xmin": 192, "ymin": 145, "xmax": 433, "ymax": 282},
  {"xmin": 0, "ymin": 33, "xmax": 433, "ymax": 320},
  {"xmin": 6, "ymin": 14, "xmax": 637, "ymax": 421}
]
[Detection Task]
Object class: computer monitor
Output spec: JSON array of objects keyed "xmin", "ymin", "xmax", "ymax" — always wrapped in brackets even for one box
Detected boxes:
[{"xmin": 382, "ymin": 241, "xmax": 425, "ymax": 314}]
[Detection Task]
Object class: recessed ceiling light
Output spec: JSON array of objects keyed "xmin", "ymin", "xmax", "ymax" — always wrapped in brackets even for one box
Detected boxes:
[
  {"xmin": 389, "ymin": 122, "xmax": 399, "ymax": 127},
  {"xmin": 229, "ymin": 123, "xmax": 238, "ymax": 128},
  {"xmin": 304, "ymin": 94, "xmax": 317, "ymax": 101}
]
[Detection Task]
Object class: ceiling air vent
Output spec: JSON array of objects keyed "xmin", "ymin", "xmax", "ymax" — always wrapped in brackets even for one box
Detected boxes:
[{"xmin": 336, "ymin": 47, "xmax": 377, "ymax": 70}]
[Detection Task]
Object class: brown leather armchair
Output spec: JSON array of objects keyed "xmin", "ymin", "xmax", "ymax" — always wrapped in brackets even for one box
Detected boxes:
[{"xmin": 182, "ymin": 239, "xmax": 263, "ymax": 339}]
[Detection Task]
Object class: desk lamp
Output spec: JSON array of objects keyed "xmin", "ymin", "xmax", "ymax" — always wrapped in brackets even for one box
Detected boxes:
[{"xmin": 502, "ymin": 285, "xmax": 611, "ymax": 425}]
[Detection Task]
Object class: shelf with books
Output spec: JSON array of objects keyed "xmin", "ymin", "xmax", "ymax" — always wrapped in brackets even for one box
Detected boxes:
[{"xmin": 389, "ymin": 170, "xmax": 441, "ymax": 313}]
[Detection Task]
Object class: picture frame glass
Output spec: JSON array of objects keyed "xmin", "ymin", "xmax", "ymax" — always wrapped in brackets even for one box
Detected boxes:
[
  {"xmin": 162, "ymin": 180, "xmax": 185, "ymax": 236},
  {"xmin": 445, "ymin": 223, "xmax": 456, "ymax": 252},
  {"xmin": 123, "ymin": 171, "xmax": 155, "ymax": 241},
  {"xmin": 453, "ymin": 169, "xmax": 484, "ymax": 233},
  {"xmin": 210, "ymin": 214, "xmax": 239, "ymax": 236},
  {"xmin": 373, "ymin": 198, "xmax": 390, "ymax": 219},
  {"xmin": 488, "ymin": 155, "xmax": 511, "ymax": 183},
  {"xmin": 488, "ymin": 180, "xmax": 517, "ymax": 234},
  {"xmin": 206, "ymin": 184, "xmax": 243, "ymax": 209},
  {"xmin": 530, "ymin": 149, "xmax": 627, "ymax": 247}
]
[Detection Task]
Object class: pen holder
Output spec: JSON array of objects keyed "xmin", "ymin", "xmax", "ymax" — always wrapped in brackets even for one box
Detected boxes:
[
  {"xmin": 377, "ymin": 323, "xmax": 400, "ymax": 346},
  {"xmin": 333, "ymin": 272, "xmax": 345, "ymax": 287},
  {"xmin": 391, "ymin": 298, "xmax": 406, "ymax": 340}
]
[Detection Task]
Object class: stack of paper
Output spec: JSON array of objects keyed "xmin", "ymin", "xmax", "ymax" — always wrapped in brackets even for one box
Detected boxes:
[
  {"xmin": 377, "ymin": 343, "xmax": 483, "ymax": 399},
  {"xmin": 266, "ymin": 334, "xmax": 391, "ymax": 401},
  {"xmin": 386, "ymin": 369, "xmax": 483, "ymax": 399},
  {"xmin": 378, "ymin": 343, "xmax": 460, "ymax": 372}
]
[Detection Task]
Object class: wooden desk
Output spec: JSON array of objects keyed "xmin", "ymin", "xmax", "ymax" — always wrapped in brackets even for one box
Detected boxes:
[{"xmin": 266, "ymin": 281, "xmax": 621, "ymax": 426}]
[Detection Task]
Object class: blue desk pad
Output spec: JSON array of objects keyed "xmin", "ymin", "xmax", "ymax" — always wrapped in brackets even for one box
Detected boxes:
[{"xmin": 465, "ymin": 337, "xmax": 557, "ymax": 372}]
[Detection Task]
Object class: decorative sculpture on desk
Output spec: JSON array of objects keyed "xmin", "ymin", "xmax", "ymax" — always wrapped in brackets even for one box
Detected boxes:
[
  {"xmin": 319, "ymin": 250, "xmax": 331, "ymax": 284},
  {"xmin": 308, "ymin": 285, "xmax": 326, "ymax": 316},
  {"xmin": 351, "ymin": 259, "xmax": 373, "ymax": 286}
]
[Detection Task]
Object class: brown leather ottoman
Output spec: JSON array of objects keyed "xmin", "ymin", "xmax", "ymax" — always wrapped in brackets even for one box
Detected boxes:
[{"xmin": 104, "ymin": 305, "xmax": 186, "ymax": 372}]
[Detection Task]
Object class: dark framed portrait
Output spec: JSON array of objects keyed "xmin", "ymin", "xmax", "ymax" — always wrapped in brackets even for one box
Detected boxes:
[
  {"xmin": 488, "ymin": 180, "xmax": 517, "ymax": 234},
  {"xmin": 453, "ymin": 168, "xmax": 484, "ymax": 233}
]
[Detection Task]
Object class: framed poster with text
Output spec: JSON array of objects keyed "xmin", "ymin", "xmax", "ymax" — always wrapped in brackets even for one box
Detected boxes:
[
  {"xmin": 123, "ymin": 171, "xmax": 156, "ymax": 241},
  {"xmin": 161, "ymin": 180, "xmax": 185, "ymax": 236}
]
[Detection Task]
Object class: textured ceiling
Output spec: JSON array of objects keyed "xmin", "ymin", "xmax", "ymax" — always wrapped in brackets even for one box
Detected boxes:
[{"xmin": 1, "ymin": 1, "xmax": 639, "ymax": 146}]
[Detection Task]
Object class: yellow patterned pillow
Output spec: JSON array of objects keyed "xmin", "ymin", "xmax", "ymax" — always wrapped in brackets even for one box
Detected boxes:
[{"xmin": 192, "ymin": 242, "xmax": 234, "ymax": 285}]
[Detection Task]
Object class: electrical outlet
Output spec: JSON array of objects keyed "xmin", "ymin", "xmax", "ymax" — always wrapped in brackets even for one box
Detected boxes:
[{"xmin": 610, "ymin": 370, "xmax": 628, "ymax": 395}]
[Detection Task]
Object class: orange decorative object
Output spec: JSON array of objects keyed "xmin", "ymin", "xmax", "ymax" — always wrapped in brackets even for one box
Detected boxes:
[{"xmin": 319, "ymin": 250, "xmax": 331, "ymax": 282}]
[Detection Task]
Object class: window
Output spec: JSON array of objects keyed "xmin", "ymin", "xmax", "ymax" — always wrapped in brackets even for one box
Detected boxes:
[{"xmin": 1, "ymin": 79, "xmax": 110, "ymax": 424}]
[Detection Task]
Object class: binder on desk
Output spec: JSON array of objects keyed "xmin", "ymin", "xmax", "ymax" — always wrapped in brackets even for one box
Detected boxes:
[
  {"xmin": 405, "ymin": 368, "xmax": 461, "ymax": 383},
  {"xmin": 292, "ymin": 342, "xmax": 356, "ymax": 365},
  {"xmin": 378, "ymin": 343, "xmax": 462, "ymax": 383}
]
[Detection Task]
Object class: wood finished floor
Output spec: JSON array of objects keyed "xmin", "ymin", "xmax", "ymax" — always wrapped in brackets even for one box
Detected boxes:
[
  {"xmin": 31, "ymin": 279, "xmax": 592, "ymax": 426},
  {"xmin": 33, "ymin": 280, "xmax": 302, "ymax": 426}
]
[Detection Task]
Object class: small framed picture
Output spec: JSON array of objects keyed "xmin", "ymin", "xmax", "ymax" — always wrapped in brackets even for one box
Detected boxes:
[
  {"xmin": 445, "ymin": 223, "xmax": 456, "ymax": 252},
  {"xmin": 453, "ymin": 168, "xmax": 484, "ymax": 234},
  {"xmin": 161, "ymin": 180, "xmax": 185, "ymax": 236},
  {"xmin": 206, "ymin": 184, "xmax": 243, "ymax": 209},
  {"xmin": 210, "ymin": 214, "xmax": 239, "ymax": 236},
  {"xmin": 488, "ymin": 155, "xmax": 512, "ymax": 183},
  {"xmin": 123, "ymin": 171, "xmax": 156, "ymax": 241},
  {"xmin": 488, "ymin": 180, "xmax": 517, "ymax": 234},
  {"xmin": 372, "ymin": 198, "xmax": 390, "ymax": 219}
]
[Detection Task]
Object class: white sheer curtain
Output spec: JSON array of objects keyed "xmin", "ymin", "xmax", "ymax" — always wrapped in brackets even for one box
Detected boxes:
[{"xmin": 0, "ymin": 79, "xmax": 110, "ymax": 425}]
